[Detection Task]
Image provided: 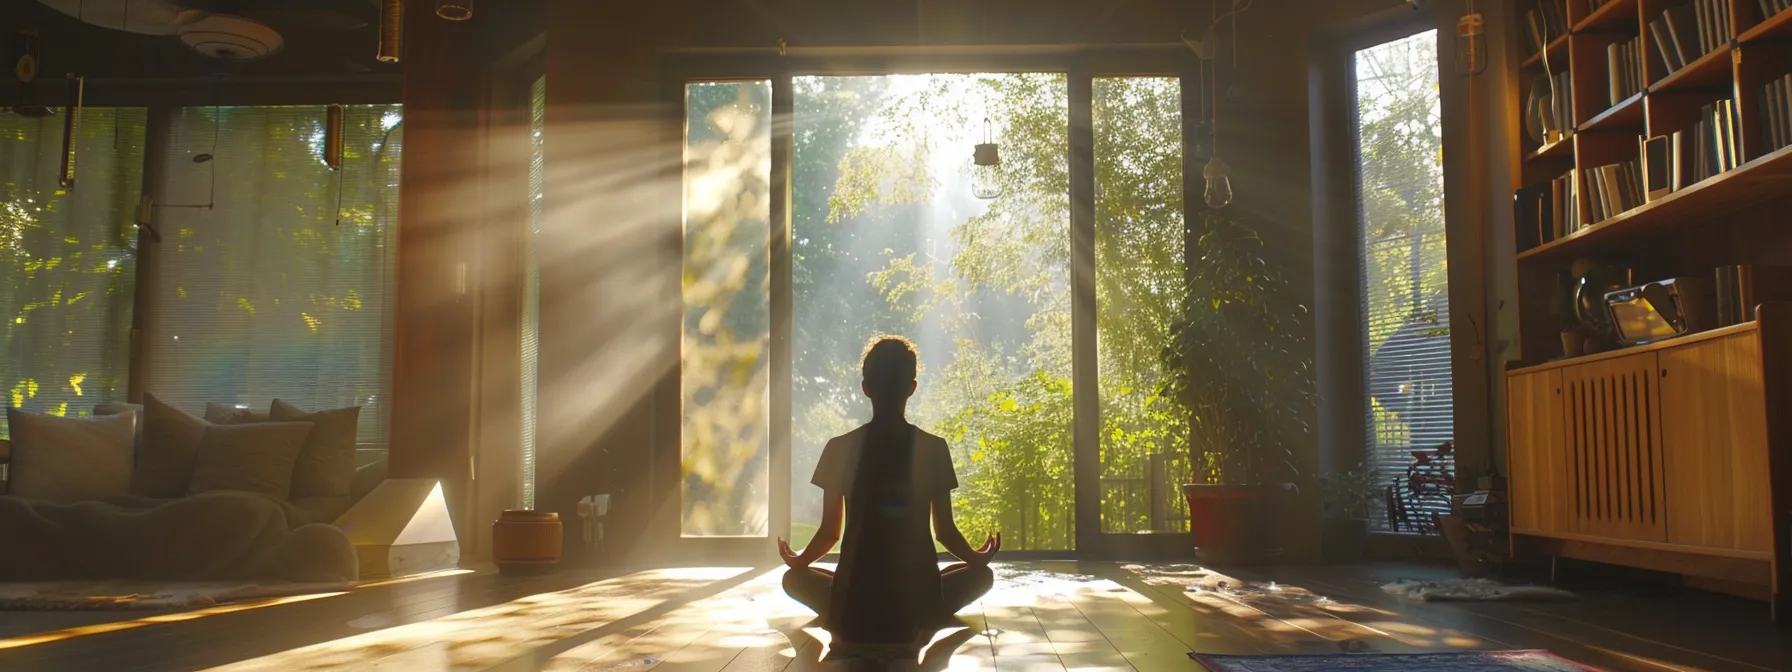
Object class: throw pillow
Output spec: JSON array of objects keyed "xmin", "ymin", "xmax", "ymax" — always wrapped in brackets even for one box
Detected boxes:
[
  {"xmin": 269, "ymin": 400, "xmax": 360, "ymax": 518},
  {"xmin": 93, "ymin": 401, "xmax": 146, "ymax": 449},
  {"xmin": 126, "ymin": 394, "xmax": 211, "ymax": 498},
  {"xmin": 185, "ymin": 422, "xmax": 316, "ymax": 500},
  {"xmin": 205, "ymin": 403, "xmax": 269, "ymax": 424},
  {"xmin": 6, "ymin": 408, "xmax": 137, "ymax": 503}
]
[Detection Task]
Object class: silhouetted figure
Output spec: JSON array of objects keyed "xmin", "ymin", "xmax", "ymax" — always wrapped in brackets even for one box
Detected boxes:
[{"xmin": 779, "ymin": 336, "xmax": 999, "ymax": 648}]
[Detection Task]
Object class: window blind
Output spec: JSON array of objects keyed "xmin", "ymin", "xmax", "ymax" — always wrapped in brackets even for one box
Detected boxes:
[
  {"xmin": 1353, "ymin": 31, "xmax": 1454, "ymax": 531},
  {"xmin": 145, "ymin": 105, "xmax": 402, "ymax": 445},
  {"xmin": 0, "ymin": 108, "xmax": 146, "ymax": 437},
  {"xmin": 522, "ymin": 75, "xmax": 545, "ymax": 509}
]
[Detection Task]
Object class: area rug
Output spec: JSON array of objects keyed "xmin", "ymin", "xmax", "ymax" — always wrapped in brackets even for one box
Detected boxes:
[
  {"xmin": 0, "ymin": 580, "xmax": 350, "ymax": 610},
  {"xmin": 1190, "ymin": 650, "xmax": 1601, "ymax": 671},
  {"xmin": 1381, "ymin": 578, "xmax": 1575, "ymax": 602}
]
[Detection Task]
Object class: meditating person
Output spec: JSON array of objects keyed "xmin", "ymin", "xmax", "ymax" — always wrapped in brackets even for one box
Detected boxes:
[{"xmin": 778, "ymin": 335, "xmax": 1000, "ymax": 647}]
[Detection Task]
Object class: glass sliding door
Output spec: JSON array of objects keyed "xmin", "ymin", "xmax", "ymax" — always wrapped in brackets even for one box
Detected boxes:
[
  {"xmin": 787, "ymin": 74, "xmax": 1074, "ymax": 551},
  {"xmin": 1351, "ymin": 30, "xmax": 1451, "ymax": 531},
  {"xmin": 680, "ymin": 80, "xmax": 775, "ymax": 538},
  {"xmin": 1092, "ymin": 77, "xmax": 1189, "ymax": 537}
]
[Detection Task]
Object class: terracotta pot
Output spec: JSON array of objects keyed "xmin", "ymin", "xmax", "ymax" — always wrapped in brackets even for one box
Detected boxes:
[
  {"xmin": 1181, "ymin": 483, "xmax": 1296, "ymax": 566},
  {"xmin": 492, "ymin": 509, "xmax": 562, "ymax": 574}
]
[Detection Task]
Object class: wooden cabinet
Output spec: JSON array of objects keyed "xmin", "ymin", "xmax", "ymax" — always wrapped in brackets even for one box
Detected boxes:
[
  {"xmin": 1506, "ymin": 369, "xmax": 1568, "ymax": 534},
  {"xmin": 1658, "ymin": 334, "xmax": 1775, "ymax": 553},
  {"xmin": 1559, "ymin": 353, "xmax": 1666, "ymax": 543},
  {"xmin": 1505, "ymin": 323, "xmax": 1781, "ymax": 605}
]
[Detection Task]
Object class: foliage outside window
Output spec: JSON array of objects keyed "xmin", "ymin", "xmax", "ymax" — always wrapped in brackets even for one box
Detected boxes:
[
  {"xmin": 1354, "ymin": 30, "xmax": 1452, "ymax": 529},
  {"xmin": 0, "ymin": 108, "xmax": 146, "ymax": 437}
]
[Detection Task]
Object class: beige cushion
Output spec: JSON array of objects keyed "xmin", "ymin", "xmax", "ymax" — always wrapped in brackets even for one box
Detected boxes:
[
  {"xmin": 127, "ymin": 394, "xmax": 211, "ymax": 498},
  {"xmin": 270, "ymin": 399, "xmax": 361, "ymax": 521},
  {"xmin": 6, "ymin": 408, "xmax": 138, "ymax": 503},
  {"xmin": 185, "ymin": 422, "xmax": 315, "ymax": 499},
  {"xmin": 205, "ymin": 403, "xmax": 269, "ymax": 424},
  {"xmin": 93, "ymin": 401, "xmax": 146, "ymax": 448}
]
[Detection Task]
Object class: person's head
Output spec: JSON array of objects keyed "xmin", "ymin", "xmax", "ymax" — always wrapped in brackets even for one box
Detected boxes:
[{"xmin": 861, "ymin": 335, "xmax": 919, "ymax": 408}]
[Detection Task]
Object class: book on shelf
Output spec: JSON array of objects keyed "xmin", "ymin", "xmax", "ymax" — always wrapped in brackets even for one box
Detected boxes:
[
  {"xmin": 1714, "ymin": 265, "xmax": 1792, "ymax": 326},
  {"xmin": 1523, "ymin": 1, "xmax": 1570, "ymax": 57},
  {"xmin": 1673, "ymin": 100, "xmax": 1742, "ymax": 187},
  {"xmin": 1663, "ymin": 5, "xmax": 1698, "ymax": 70},
  {"xmin": 1762, "ymin": 74, "xmax": 1792, "ymax": 156},
  {"xmin": 1605, "ymin": 36, "xmax": 1644, "ymax": 107},
  {"xmin": 1516, "ymin": 171, "xmax": 1581, "ymax": 251},
  {"xmin": 1649, "ymin": 16, "xmax": 1679, "ymax": 76},
  {"xmin": 1643, "ymin": 135, "xmax": 1673, "ymax": 201},
  {"xmin": 1760, "ymin": 1, "xmax": 1792, "ymax": 24},
  {"xmin": 1585, "ymin": 158, "xmax": 1643, "ymax": 224}
]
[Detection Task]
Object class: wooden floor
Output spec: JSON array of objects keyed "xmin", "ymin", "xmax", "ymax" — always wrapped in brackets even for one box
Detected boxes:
[{"xmin": 0, "ymin": 561, "xmax": 1787, "ymax": 671}]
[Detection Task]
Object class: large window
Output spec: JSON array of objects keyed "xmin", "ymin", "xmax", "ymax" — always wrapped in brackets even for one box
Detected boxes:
[
  {"xmin": 788, "ymin": 74, "xmax": 1074, "ymax": 551},
  {"xmin": 1354, "ymin": 30, "xmax": 1451, "ymax": 529},
  {"xmin": 146, "ymin": 105, "xmax": 403, "ymax": 447},
  {"xmin": 0, "ymin": 108, "xmax": 146, "ymax": 436},
  {"xmin": 681, "ymin": 81, "xmax": 773, "ymax": 537},
  {"xmin": 1094, "ymin": 77, "xmax": 1188, "ymax": 535}
]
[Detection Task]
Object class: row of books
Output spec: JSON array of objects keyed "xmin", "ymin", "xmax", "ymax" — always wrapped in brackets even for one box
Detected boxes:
[
  {"xmin": 1517, "ymin": 171, "xmax": 1582, "ymax": 249},
  {"xmin": 1583, "ymin": 159, "xmax": 1645, "ymax": 225},
  {"xmin": 1647, "ymin": 5, "xmax": 1703, "ymax": 77},
  {"xmin": 1688, "ymin": 0, "xmax": 1733, "ymax": 59},
  {"xmin": 1522, "ymin": 1, "xmax": 1570, "ymax": 58},
  {"xmin": 1606, "ymin": 36, "xmax": 1645, "ymax": 106},
  {"xmin": 1676, "ymin": 99, "xmax": 1745, "ymax": 186},
  {"xmin": 1716, "ymin": 265, "xmax": 1792, "ymax": 326},
  {"xmin": 1760, "ymin": 74, "xmax": 1792, "ymax": 155},
  {"xmin": 1755, "ymin": 2, "xmax": 1792, "ymax": 23}
]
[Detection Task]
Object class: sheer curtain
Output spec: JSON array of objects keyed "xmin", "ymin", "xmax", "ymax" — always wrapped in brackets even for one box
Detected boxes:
[
  {"xmin": 0, "ymin": 108, "xmax": 146, "ymax": 436},
  {"xmin": 146, "ymin": 105, "xmax": 402, "ymax": 447}
]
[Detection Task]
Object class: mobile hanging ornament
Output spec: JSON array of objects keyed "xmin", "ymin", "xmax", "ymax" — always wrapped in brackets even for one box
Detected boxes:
[{"xmin": 12, "ymin": 29, "xmax": 39, "ymax": 85}]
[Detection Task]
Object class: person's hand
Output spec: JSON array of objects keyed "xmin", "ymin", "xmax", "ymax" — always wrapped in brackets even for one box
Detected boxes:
[
  {"xmin": 970, "ymin": 531, "xmax": 1001, "ymax": 566},
  {"xmin": 777, "ymin": 537, "xmax": 807, "ymax": 569}
]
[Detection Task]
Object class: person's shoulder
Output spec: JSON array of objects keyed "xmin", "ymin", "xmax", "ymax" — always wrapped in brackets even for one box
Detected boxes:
[
  {"xmin": 824, "ymin": 425, "xmax": 868, "ymax": 450},
  {"xmin": 913, "ymin": 427, "xmax": 950, "ymax": 451}
]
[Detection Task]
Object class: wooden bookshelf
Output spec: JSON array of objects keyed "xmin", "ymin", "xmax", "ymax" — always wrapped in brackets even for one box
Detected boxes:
[{"xmin": 1505, "ymin": 0, "xmax": 1792, "ymax": 619}]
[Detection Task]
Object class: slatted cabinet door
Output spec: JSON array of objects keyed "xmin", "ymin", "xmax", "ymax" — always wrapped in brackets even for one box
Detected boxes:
[
  {"xmin": 1507, "ymin": 368, "xmax": 1571, "ymax": 534},
  {"xmin": 1658, "ymin": 333, "xmax": 1776, "ymax": 554},
  {"xmin": 1560, "ymin": 353, "xmax": 1668, "ymax": 543}
]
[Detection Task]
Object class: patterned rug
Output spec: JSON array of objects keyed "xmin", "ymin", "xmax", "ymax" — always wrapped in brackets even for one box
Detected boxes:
[
  {"xmin": 0, "ymin": 580, "xmax": 350, "ymax": 610},
  {"xmin": 1190, "ymin": 650, "xmax": 1600, "ymax": 671}
]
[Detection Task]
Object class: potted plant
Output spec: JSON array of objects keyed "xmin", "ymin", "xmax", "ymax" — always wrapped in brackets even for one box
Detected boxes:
[
  {"xmin": 1317, "ymin": 464, "xmax": 1379, "ymax": 563},
  {"xmin": 1160, "ymin": 211, "xmax": 1315, "ymax": 565}
]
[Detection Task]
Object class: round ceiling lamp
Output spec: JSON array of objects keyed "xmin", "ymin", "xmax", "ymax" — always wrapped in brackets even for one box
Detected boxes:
[
  {"xmin": 435, "ymin": 1, "xmax": 474, "ymax": 20},
  {"xmin": 178, "ymin": 14, "xmax": 283, "ymax": 61}
]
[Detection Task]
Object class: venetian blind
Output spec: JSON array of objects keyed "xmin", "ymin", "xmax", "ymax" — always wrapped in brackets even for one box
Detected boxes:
[
  {"xmin": 0, "ymin": 108, "xmax": 146, "ymax": 437},
  {"xmin": 522, "ymin": 75, "xmax": 546, "ymax": 509},
  {"xmin": 146, "ymin": 105, "xmax": 402, "ymax": 445},
  {"xmin": 1354, "ymin": 31, "xmax": 1455, "ymax": 531}
]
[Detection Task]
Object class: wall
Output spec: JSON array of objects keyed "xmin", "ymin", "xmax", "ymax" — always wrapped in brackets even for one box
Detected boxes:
[{"xmin": 538, "ymin": 0, "xmax": 1410, "ymax": 563}]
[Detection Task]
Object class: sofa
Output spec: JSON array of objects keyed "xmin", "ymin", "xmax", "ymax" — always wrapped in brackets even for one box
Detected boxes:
[{"xmin": 0, "ymin": 395, "xmax": 387, "ymax": 584}]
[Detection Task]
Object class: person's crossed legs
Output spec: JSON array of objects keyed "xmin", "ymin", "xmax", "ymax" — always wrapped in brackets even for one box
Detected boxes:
[{"xmin": 782, "ymin": 563, "xmax": 995, "ymax": 625}]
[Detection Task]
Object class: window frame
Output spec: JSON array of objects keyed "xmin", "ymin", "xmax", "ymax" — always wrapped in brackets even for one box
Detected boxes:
[{"xmin": 658, "ymin": 47, "xmax": 1203, "ymax": 562}]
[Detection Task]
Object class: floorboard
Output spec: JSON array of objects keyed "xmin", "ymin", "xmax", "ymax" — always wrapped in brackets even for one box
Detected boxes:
[{"xmin": 1, "ymin": 560, "xmax": 1787, "ymax": 671}]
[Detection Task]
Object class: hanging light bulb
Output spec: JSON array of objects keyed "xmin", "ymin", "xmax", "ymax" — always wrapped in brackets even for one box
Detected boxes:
[
  {"xmin": 1203, "ymin": 155, "xmax": 1233, "ymax": 209},
  {"xmin": 323, "ymin": 104, "xmax": 345, "ymax": 169},
  {"xmin": 377, "ymin": 0, "xmax": 404, "ymax": 63},
  {"xmin": 971, "ymin": 117, "xmax": 1004, "ymax": 200}
]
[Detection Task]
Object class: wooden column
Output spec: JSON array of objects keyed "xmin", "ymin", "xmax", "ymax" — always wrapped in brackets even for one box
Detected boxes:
[
  {"xmin": 537, "ymin": 0, "xmax": 685, "ymax": 566},
  {"xmin": 390, "ymin": 2, "xmax": 483, "ymax": 484}
]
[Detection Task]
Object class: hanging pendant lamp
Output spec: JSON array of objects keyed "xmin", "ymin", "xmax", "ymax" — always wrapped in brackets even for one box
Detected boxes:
[
  {"xmin": 971, "ymin": 118, "xmax": 1003, "ymax": 200},
  {"xmin": 59, "ymin": 74, "xmax": 83, "ymax": 190}
]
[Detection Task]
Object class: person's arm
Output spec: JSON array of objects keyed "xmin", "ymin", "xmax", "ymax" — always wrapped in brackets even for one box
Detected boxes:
[
  {"xmin": 781, "ymin": 490, "xmax": 844, "ymax": 568},
  {"xmin": 932, "ymin": 494, "xmax": 998, "ymax": 566}
]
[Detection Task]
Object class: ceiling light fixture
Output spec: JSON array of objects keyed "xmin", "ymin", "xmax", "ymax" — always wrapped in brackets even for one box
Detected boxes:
[
  {"xmin": 377, "ymin": 0, "xmax": 403, "ymax": 63},
  {"xmin": 435, "ymin": 1, "xmax": 474, "ymax": 20}
]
